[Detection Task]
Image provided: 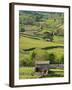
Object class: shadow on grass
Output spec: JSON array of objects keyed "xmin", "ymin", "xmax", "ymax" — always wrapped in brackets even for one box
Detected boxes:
[
  {"xmin": 49, "ymin": 70, "xmax": 63, "ymax": 77},
  {"xmin": 39, "ymin": 70, "xmax": 64, "ymax": 78}
]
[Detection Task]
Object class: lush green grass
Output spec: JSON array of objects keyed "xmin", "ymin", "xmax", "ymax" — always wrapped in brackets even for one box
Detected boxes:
[
  {"xmin": 19, "ymin": 36, "xmax": 63, "ymax": 49},
  {"xmin": 50, "ymin": 68, "xmax": 64, "ymax": 72},
  {"xmin": 19, "ymin": 11, "xmax": 64, "ymax": 79},
  {"xmin": 53, "ymin": 36, "xmax": 64, "ymax": 42},
  {"xmin": 20, "ymin": 67, "xmax": 34, "ymax": 73},
  {"xmin": 19, "ymin": 67, "xmax": 64, "ymax": 79},
  {"xmin": 19, "ymin": 36, "xmax": 64, "ymax": 62},
  {"xmin": 47, "ymin": 48, "xmax": 64, "ymax": 60},
  {"xmin": 19, "ymin": 67, "xmax": 40, "ymax": 79},
  {"xmin": 48, "ymin": 68, "xmax": 64, "ymax": 77},
  {"xmin": 19, "ymin": 35, "xmax": 64, "ymax": 79},
  {"xmin": 19, "ymin": 35, "xmax": 64, "ymax": 66}
]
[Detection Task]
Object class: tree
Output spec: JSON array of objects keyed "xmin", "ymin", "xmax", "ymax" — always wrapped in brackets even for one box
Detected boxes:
[
  {"xmin": 30, "ymin": 51, "xmax": 36, "ymax": 60},
  {"xmin": 60, "ymin": 55, "xmax": 64, "ymax": 64},
  {"xmin": 21, "ymin": 27, "xmax": 25, "ymax": 32},
  {"xmin": 48, "ymin": 53, "xmax": 56, "ymax": 64},
  {"xmin": 43, "ymin": 31, "xmax": 54, "ymax": 41},
  {"xmin": 34, "ymin": 49, "xmax": 49, "ymax": 61},
  {"xmin": 19, "ymin": 24, "xmax": 25, "ymax": 32}
]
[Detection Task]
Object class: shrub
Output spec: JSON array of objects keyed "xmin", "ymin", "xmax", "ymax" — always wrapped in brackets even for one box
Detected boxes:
[{"xmin": 19, "ymin": 55, "xmax": 33, "ymax": 67}]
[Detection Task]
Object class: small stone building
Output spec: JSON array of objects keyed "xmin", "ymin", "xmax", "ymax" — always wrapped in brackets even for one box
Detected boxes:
[{"xmin": 35, "ymin": 61, "xmax": 50, "ymax": 76}]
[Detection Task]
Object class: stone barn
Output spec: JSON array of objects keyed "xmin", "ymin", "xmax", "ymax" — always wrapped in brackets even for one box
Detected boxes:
[{"xmin": 35, "ymin": 61, "xmax": 50, "ymax": 76}]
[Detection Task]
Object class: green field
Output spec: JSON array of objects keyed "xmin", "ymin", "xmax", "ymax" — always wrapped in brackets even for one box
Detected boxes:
[
  {"xmin": 19, "ymin": 36, "xmax": 64, "ymax": 62},
  {"xmin": 19, "ymin": 36, "xmax": 63, "ymax": 49},
  {"xmin": 19, "ymin": 67, "xmax": 64, "ymax": 79},
  {"xmin": 19, "ymin": 35, "xmax": 64, "ymax": 79},
  {"xmin": 19, "ymin": 10, "xmax": 64, "ymax": 79}
]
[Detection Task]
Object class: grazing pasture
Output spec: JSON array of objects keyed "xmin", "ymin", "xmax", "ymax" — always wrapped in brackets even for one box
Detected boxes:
[
  {"xmin": 19, "ymin": 67, "xmax": 64, "ymax": 79},
  {"xmin": 19, "ymin": 10, "xmax": 64, "ymax": 79}
]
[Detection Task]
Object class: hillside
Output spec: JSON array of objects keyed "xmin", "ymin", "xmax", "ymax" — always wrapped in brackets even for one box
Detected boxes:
[{"xmin": 19, "ymin": 10, "xmax": 64, "ymax": 79}]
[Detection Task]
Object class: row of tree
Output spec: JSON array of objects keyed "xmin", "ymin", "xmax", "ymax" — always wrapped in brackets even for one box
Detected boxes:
[
  {"xmin": 19, "ymin": 11, "xmax": 64, "ymax": 38},
  {"xmin": 20, "ymin": 49, "xmax": 64, "ymax": 67}
]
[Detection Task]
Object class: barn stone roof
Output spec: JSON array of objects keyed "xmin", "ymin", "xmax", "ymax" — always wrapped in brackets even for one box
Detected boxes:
[{"xmin": 35, "ymin": 61, "xmax": 50, "ymax": 64}]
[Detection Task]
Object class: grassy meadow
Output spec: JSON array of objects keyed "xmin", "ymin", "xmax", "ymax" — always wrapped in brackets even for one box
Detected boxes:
[{"xmin": 19, "ymin": 11, "xmax": 64, "ymax": 79}]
